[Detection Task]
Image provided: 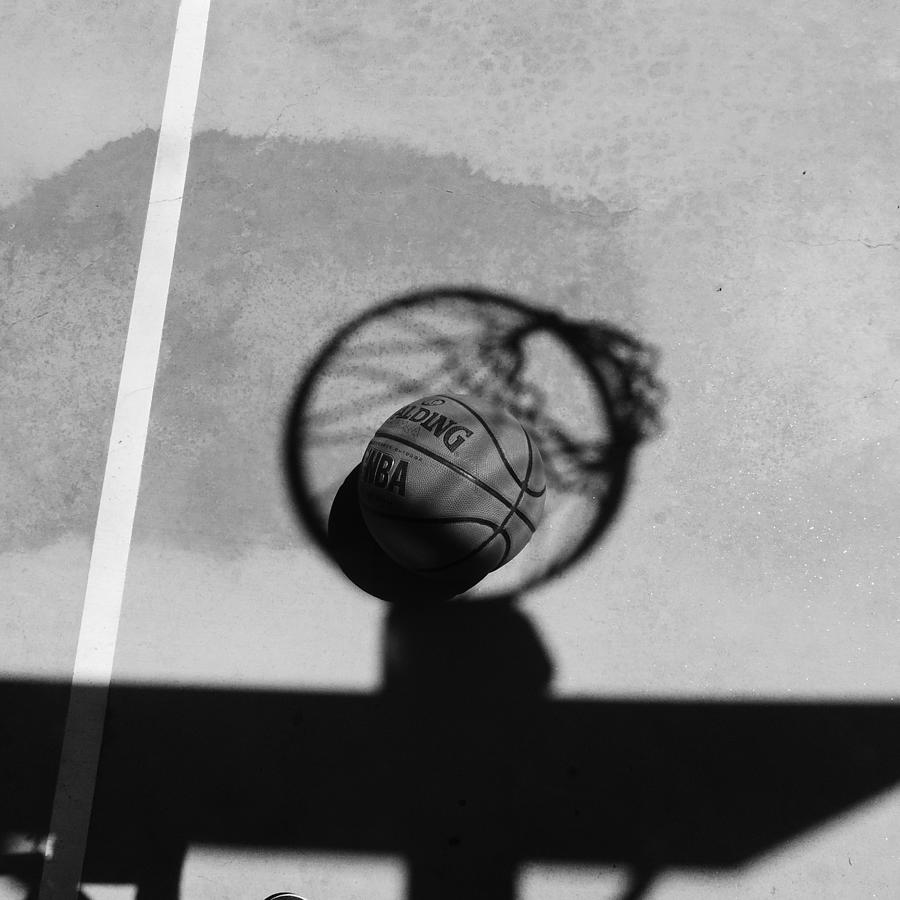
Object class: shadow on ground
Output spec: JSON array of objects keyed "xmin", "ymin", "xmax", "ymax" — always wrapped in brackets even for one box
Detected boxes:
[
  {"xmin": 4, "ymin": 623, "xmax": 900, "ymax": 900},
  {"xmin": 6, "ymin": 288, "xmax": 897, "ymax": 899}
]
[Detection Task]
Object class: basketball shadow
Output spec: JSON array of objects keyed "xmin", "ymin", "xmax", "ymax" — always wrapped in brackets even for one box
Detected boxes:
[{"xmin": 284, "ymin": 285, "xmax": 665, "ymax": 601}]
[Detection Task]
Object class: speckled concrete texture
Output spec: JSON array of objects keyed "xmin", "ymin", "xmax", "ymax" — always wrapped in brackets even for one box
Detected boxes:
[
  {"xmin": 3, "ymin": 0, "xmax": 900, "ymax": 898},
  {"xmin": 0, "ymin": 2, "xmax": 178, "ymax": 206},
  {"xmin": 1, "ymin": 1, "xmax": 178, "ymax": 677}
]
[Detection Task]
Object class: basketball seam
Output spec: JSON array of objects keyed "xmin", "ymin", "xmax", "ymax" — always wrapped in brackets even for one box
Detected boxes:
[
  {"xmin": 357, "ymin": 506, "xmax": 499, "ymax": 530},
  {"xmin": 520, "ymin": 425, "xmax": 546, "ymax": 497},
  {"xmin": 491, "ymin": 429, "xmax": 534, "ymax": 565},
  {"xmin": 372, "ymin": 430, "xmax": 536, "ymax": 532},
  {"xmin": 412, "ymin": 529, "xmax": 505, "ymax": 573},
  {"xmin": 486, "ymin": 428, "xmax": 540, "ymax": 572},
  {"xmin": 496, "ymin": 528, "xmax": 512, "ymax": 569}
]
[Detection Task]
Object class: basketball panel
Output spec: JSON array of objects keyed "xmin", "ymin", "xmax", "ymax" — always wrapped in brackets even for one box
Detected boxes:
[
  {"xmin": 440, "ymin": 394, "xmax": 534, "ymax": 486},
  {"xmin": 456, "ymin": 432, "xmax": 544, "ymax": 533},
  {"xmin": 454, "ymin": 426, "xmax": 531, "ymax": 504}
]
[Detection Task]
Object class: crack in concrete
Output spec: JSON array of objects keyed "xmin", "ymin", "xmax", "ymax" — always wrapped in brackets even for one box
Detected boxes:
[
  {"xmin": 753, "ymin": 234, "xmax": 898, "ymax": 250},
  {"xmin": 859, "ymin": 378, "xmax": 899, "ymax": 401}
]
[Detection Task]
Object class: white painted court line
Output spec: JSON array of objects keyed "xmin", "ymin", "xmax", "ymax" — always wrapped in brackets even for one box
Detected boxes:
[{"xmin": 38, "ymin": 0, "xmax": 211, "ymax": 897}]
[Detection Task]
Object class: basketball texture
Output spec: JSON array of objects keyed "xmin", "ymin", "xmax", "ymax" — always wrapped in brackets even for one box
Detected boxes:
[{"xmin": 358, "ymin": 394, "xmax": 546, "ymax": 581}]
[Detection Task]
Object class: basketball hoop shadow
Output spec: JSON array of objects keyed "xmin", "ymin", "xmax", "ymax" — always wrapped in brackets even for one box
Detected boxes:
[{"xmin": 284, "ymin": 286, "xmax": 664, "ymax": 601}]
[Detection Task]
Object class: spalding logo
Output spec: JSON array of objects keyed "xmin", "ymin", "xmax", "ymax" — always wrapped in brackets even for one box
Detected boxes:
[{"xmin": 391, "ymin": 403, "xmax": 474, "ymax": 453}]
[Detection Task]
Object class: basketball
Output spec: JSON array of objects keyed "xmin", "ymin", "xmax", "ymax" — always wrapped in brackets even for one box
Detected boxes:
[{"xmin": 357, "ymin": 394, "xmax": 546, "ymax": 582}]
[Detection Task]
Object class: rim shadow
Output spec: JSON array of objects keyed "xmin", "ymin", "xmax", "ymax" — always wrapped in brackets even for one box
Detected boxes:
[{"xmin": 284, "ymin": 285, "xmax": 665, "ymax": 602}]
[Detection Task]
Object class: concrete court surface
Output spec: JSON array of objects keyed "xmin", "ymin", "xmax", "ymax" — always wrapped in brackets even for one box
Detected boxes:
[{"xmin": 2, "ymin": 0, "xmax": 899, "ymax": 898}]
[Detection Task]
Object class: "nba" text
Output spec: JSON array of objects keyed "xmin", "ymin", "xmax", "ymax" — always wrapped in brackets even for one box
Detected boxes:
[
  {"xmin": 390, "ymin": 404, "xmax": 474, "ymax": 453},
  {"xmin": 361, "ymin": 447, "xmax": 408, "ymax": 495}
]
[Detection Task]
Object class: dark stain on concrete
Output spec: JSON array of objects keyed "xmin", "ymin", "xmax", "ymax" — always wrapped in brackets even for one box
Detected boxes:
[
  {"xmin": 2, "ymin": 130, "xmax": 641, "ymax": 554},
  {"xmin": 2, "ymin": 131, "xmax": 158, "ymax": 550}
]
